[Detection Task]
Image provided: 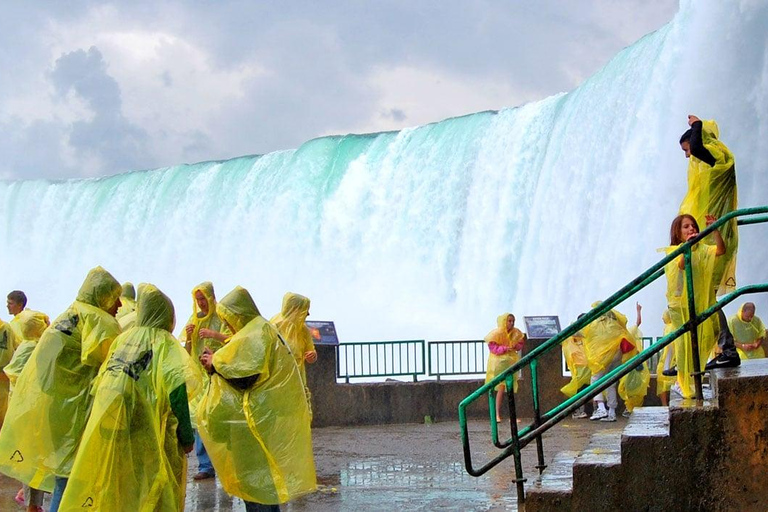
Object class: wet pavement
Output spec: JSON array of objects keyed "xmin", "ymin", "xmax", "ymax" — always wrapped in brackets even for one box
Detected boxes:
[{"xmin": 0, "ymin": 417, "xmax": 626, "ymax": 511}]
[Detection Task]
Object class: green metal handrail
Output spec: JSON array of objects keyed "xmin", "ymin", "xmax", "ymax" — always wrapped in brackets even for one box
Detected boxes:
[{"xmin": 458, "ymin": 206, "xmax": 768, "ymax": 503}]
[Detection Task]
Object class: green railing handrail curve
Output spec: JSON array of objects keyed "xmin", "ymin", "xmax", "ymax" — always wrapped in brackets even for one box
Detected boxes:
[
  {"xmin": 461, "ymin": 282, "xmax": 768, "ymax": 477},
  {"xmin": 458, "ymin": 205, "xmax": 768, "ymax": 482}
]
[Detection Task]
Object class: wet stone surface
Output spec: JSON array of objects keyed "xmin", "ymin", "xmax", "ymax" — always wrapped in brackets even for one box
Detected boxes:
[{"xmin": 0, "ymin": 417, "xmax": 626, "ymax": 511}]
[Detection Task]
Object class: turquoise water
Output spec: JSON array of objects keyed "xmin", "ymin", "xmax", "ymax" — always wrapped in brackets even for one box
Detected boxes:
[{"xmin": 1, "ymin": 1, "xmax": 767, "ymax": 340}]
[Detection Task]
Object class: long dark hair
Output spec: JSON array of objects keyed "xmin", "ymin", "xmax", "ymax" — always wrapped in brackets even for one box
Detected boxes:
[{"xmin": 670, "ymin": 214, "xmax": 699, "ymax": 245}]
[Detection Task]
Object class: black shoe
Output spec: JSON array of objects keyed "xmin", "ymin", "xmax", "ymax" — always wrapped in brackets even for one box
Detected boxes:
[
  {"xmin": 662, "ymin": 366, "xmax": 678, "ymax": 377},
  {"xmin": 705, "ymin": 352, "xmax": 741, "ymax": 371}
]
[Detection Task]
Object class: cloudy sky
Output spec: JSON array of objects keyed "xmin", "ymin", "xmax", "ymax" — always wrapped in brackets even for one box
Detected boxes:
[{"xmin": 0, "ymin": 1, "xmax": 678, "ymax": 181}]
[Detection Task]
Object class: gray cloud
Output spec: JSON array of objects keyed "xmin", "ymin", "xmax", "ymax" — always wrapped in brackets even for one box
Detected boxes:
[{"xmin": 50, "ymin": 46, "xmax": 150, "ymax": 173}]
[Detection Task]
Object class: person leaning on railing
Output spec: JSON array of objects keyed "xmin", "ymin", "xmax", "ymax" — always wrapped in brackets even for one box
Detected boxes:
[{"xmin": 484, "ymin": 313, "xmax": 526, "ymax": 424}]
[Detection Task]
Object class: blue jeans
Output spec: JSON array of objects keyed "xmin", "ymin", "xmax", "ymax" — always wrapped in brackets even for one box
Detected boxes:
[
  {"xmin": 49, "ymin": 476, "xmax": 68, "ymax": 512},
  {"xmin": 195, "ymin": 430, "xmax": 215, "ymax": 474},
  {"xmin": 244, "ymin": 502, "xmax": 280, "ymax": 512}
]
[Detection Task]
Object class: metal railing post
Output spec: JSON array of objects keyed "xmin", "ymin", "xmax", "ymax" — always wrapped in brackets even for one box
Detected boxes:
[
  {"xmin": 684, "ymin": 247, "xmax": 704, "ymax": 401},
  {"xmin": 505, "ymin": 373, "xmax": 527, "ymax": 503},
  {"xmin": 530, "ymin": 358, "xmax": 547, "ymax": 474}
]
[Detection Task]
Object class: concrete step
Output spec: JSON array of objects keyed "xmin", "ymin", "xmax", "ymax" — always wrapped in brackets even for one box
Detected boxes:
[
  {"xmin": 525, "ymin": 450, "xmax": 579, "ymax": 511},
  {"xmin": 620, "ymin": 406, "xmax": 673, "ymax": 511},
  {"xmin": 570, "ymin": 428, "xmax": 623, "ymax": 511}
]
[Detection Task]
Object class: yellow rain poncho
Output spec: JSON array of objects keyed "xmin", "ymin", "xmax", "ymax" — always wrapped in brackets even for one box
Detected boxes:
[
  {"xmin": 118, "ymin": 282, "xmax": 149, "ymax": 331},
  {"xmin": 270, "ymin": 292, "xmax": 315, "ymax": 419},
  {"xmin": 656, "ymin": 310, "xmax": 677, "ymax": 396},
  {"xmin": 270, "ymin": 293, "xmax": 315, "ymax": 384},
  {"xmin": 560, "ymin": 332, "xmax": 591, "ymax": 397},
  {"xmin": 59, "ymin": 285, "xmax": 195, "ymax": 512},
  {"xmin": 484, "ymin": 314, "xmax": 525, "ymax": 393},
  {"xmin": 198, "ymin": 287, "xmax": 317, "ymax": 505},
  {"xmin": 179, "ymin": 282, "xmax": 230, "ymax": 427},
  {"xmin": 0, "ymin": 319, "xmax": 19, "ymax": 426},
  {"xmin": 679, "ymin": 119, "xmax": 738, "ymax": 297},
  {"xmin": 729, "ymin": 305, "xmax": 766, "ymax": 360},
  {"xmin": 662, "ymin": 244, "xmax": 718, "ymax": 399},
  {"xmin": 116, "ymin": 281, "xmax": 137, "ymax": 320},
  {"xmin": 617, "ymin": 326, "xmax": 650, "ymax": 412},
  {"xmin": 4, "ymin": 310, "xmax": 50, "ymax": 389},
  {"xmin": 583, "ymin": 305, "xmax": 628, "ymax": 375},
  {"xmin": 0, "ymin": 267, "xmax": 122, "ymax": 492}
]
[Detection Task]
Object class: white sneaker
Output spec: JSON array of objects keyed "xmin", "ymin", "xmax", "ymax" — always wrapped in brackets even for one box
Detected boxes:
[
  {"xmin": 622, "ymin": 410, "xmax": 631, "ymax": 418},
  {"xmin": 572, "ymin": 410, "xmax": 588, "ymax": 419},
  {"xmin": 590, "ymin": 408, "xmax": 608, "ymax": 421},
  {"xmin": 600, "ymin": 410, "xmax": 617, "ymax": 422}
]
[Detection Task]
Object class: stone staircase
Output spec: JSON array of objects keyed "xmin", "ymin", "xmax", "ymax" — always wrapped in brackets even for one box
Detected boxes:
[{"xmin": 526, "ymin": 359, "xmax": 768, "ymax": 512}]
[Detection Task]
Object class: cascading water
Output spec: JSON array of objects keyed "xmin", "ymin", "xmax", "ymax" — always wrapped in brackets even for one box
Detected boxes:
[{"xmin": 1, "ymin": 1, "xmax": 767, "ymax": 341}]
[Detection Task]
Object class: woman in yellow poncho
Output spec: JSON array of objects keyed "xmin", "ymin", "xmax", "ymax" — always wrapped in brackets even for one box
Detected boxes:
[
  {"xmin": 270, "ymin": 292, "xmax": 317, "ymax": 416},
  {"xmin": 662, "ymin": 214, "xmax": 724, "ymax": 399},
  {"xmin": 656, "ymin": 309, "xmax": 677, "ymax": 406},
  {"xmin": 485, "ymin": 313, "xmax": 526, "ymax": 423},
  {"xmin": 198, "ymin": 286, "xmax": 316, "ymax": 510},
  {"xmin": 560, "ymin": 329, "xmax": 591, "ymax": 419},
  {"xmin": 58, "ymin": 285, "xmax": 195, "ymax": 512},
  {"xmin": 0, "ymin": 267, "xmax": 122, "ymax": 512},
  {"xmin": 729, "ymin": 303, "xmax": 766, "ymax": 360},
  {"xmin": 178, "ymin": 281, "xmax": 231, "ymax": 480}
]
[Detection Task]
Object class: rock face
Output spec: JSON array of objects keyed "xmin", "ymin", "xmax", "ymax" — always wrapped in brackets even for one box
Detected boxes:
[{"xmin": 528, "ymin": 359, "xmax": 768, "ymax": 512}]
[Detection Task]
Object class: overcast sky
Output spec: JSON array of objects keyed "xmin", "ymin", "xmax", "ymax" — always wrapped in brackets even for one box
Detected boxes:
[{"xmin": 0, "ymin": 1, "xmax": 678, "ymax": 181}]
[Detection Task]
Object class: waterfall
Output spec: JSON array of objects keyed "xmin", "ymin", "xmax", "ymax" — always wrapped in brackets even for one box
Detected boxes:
[{"xmin": 2, "ymin": 0, "xmax": 767, "ymax": 340}]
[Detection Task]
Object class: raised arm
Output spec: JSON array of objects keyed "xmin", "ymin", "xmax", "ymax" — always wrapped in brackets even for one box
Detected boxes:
[{"xmin": 687, "ymin": 115, "xmax": 716, "ymax": 166}]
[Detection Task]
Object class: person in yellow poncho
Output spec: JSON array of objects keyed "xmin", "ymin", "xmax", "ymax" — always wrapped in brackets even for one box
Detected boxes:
[
  {"xmin": 679, "ymin": 115, "xmax": 740, "ymax": 370},
  {"xmin": 729, "ymin": 303, "xmax": 766, "ymax": 360},
  {"xmin": 198, "ymin": 286, "xmax": 316, "ymax": 511},
  {"xmin": 618, "ymin": 303, "xmax": 650, "ymax": 417},
  {"xmin": 0, "ymin": 317, "xmax": 18, "ymax": 428},
  {"xmin": 178, "ymin": 281, "xmax": 231, "ymax": 480},
  {"xmin": 662, "ymin": 214, "xmax": 725, "ymax": 399},
  {"xmin": 0, "ymin": 267, "xmax": 122, "ymax": 512},
  {"xmin": 656, "ymin": 309, "xmax": 677, "ymax": 406},
  {"xmin": 3, "ymin": 291, "xmax": 27, "ymax": 425},
  {"xmin": 115, "ymin": 281, "xmax": 137, "ymax": 320},
  {"xmin": 484, "ymin": 313, "xmax": 526, "ymax": 423},
  {"xmin": 679, "ymin": 115, "xmax": 737, "ymax": 297},
  {"xmin": 58, "ymin": 285, "xmax": 196, "ymax": 512},
  {"xmin": 560, "ymin": 327, "xmax": 591, "ymax": 419},
  {"xmin": 4, "ymin": 309, "xmax": 50, "ymax": 512},
  {"xmin": 117, "ymin": 282, "xmax": 149, "ymax": 331},
  {"xmin": 270, "ymin": 292, "xmax": 317, "ymax": 416},
  {"xmin": 584, "ymin": 302, "xmax": 636, "ymax": 422}
]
